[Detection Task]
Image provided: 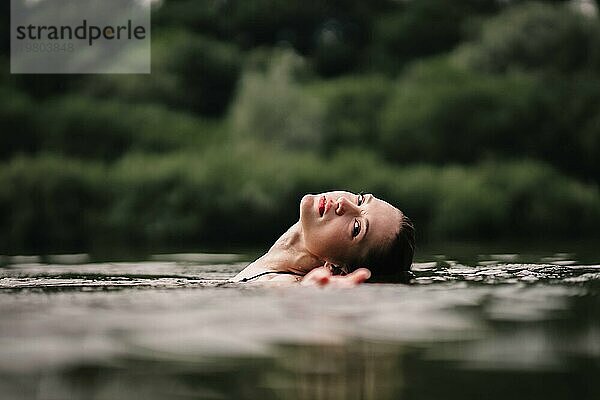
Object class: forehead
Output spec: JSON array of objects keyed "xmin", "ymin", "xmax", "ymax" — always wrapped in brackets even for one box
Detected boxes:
[{"xmin": 363, "ymin": 196, "xmax": 402, "ymax": 254}]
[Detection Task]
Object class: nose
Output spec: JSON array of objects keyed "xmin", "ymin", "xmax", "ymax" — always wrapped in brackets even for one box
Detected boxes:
[{"xmin": 335, "ymin": 197, "xmax": 360, "ymax": 216}]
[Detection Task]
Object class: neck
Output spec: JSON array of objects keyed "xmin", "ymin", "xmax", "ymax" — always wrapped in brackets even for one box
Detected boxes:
[{"xmin": 240, "ymin": 222, "xmax": 323, "ymax": 277}]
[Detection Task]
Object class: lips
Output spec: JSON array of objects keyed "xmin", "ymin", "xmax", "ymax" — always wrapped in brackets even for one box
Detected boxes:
[{"xmin": 318, "ymin": 196, "xmax": 326, "ymax": 217}]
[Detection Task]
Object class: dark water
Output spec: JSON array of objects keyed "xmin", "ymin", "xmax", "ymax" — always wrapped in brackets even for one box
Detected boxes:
[{"xmin": 1, "ymin": 250, "xmax": 599, "ymax": 400}]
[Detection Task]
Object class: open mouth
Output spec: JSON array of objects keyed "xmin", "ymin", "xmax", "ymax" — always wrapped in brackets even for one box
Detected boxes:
[{"xmin": 318, "ymin": 196, "xmax": 326, "ymax": 217}]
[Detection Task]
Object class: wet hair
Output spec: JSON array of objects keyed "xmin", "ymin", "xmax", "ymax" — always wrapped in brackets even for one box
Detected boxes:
[{"xmin": 351, "ymin": 212, "xmax": 415, "ymax": 283}]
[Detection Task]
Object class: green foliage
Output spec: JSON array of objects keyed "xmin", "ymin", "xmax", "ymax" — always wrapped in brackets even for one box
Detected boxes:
[
  {"xmin": 82, "ymin": 30, "xmax": 242, "ymax": 116},
  {"xmin": 1, "ymin": 93, "xmax": 223, "ymax": 161},
  {"xmin": 311, "ymin": 19, "xmax": 363, "ymax": 76},
  {"xmin": 1, "ymin": 151, "xmax": 598, "ymax": 252},
  {"xmin": 311, "ymin": 45, "xmax": 600, "ymax": 183},
  {"xmin": 0, "ymin": 88, "xmax": 40, "ymax": 157},
  {"xmin": 308, "ymin": 75, "xmax": 392, "ymax": 153},
  {"xmin": 479, "ymin": 160, "xmax": 600, "ymax": 235},
  {"xmin": 0, "ymin": 156, "xmax": 107, "ymax": 252},
  {"xmin": 423, "ymin": 160, "xmax": 600, "ymax": 238},
  {"xmin": 2, "ymin": 0, "xmax": 600, "ymax": 253},
  {"xmin": 380, "ymin": 58, "xmax": 537, "ymax": 164},
  {"xmin": 379, "ymin": 55, "xmax": 600, "ymax": 182},
  {"xmin": 154, "ymin": 0, "xmax": 392, "ymax": 75},
  {"xmin": 41, "ymin": 96, "xmax": 221, "ymax": 160},
  {"xmin": 371, "ymin": 1, "xmax": 463, "ymax": 72},
  {"xmin": 369, "ymin": 0, "xmax": 501, "ymax": 72},
  {"xmin": 230, "ymin": 49, "xmax": 324, "ymax": 150},
  {"xmin": 109, "ymin": 149, "xmax": 299, "ymax": 246},
  {"xmin": 0, "ymin": 4, "xmax": 9, "ymax": 55},
  {"xmin": 165, "ymin": 31, "xmax": 242, "ymax": 115},
  {"xmin": 456, "ymin": 1, "xmax": 600, "ymax": 74},
  {"xmin": 522, "ymin": 76, "xmax": 600, "ymax": 182},
  {"xmin": 152, "ymin": 0, "xmax": 225, "ymax": 35}
]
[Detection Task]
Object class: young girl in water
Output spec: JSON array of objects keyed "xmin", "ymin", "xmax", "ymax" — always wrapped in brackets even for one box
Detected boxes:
[{"xmin": 233, "ymin": 191, "xmax": 415, "ymax": 286}]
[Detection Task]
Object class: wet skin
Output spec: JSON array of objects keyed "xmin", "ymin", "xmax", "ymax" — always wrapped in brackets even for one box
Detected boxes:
[{"xmin": 300, "ymin": 191, "xmax": 402, "ymax": 268}]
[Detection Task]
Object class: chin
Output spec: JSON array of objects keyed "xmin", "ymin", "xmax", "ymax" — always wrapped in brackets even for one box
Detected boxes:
[
  {"xmin": 300, "ymin": 194, "xmax": 320, "ymax": 236},
  {"xmin": 299, "ymin": 194, "xmax": 314, "ymax": 219}
]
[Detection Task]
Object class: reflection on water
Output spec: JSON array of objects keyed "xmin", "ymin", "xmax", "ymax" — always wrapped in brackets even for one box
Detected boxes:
[{"xmin": 0, "ymin": 251, "xmax": 599, "ymax": 400}]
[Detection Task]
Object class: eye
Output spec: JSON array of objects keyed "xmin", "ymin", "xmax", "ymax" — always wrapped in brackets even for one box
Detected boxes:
[
  {"xmin": 352, "ymin": 219, "xmax": 361, "ymax": 237},
  {"xmin": 357, "ymin": 193, "xmax": 364, "ymax": 206}
]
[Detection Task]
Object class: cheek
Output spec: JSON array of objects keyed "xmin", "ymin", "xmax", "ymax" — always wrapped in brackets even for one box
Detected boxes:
[{"xmin": 305, "ymin": 222, "xmax": 348, "ymax": 260}]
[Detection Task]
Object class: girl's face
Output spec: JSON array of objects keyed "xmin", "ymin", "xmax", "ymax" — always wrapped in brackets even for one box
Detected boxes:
[{"xmin": 299, "ymin": 191, "xmax": 402, "ymax": 267}]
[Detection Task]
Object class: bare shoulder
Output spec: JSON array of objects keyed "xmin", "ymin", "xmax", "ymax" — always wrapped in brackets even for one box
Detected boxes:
[{"xmin": 233, "ymin": 265, "xmax": 303, "ymax": 283}]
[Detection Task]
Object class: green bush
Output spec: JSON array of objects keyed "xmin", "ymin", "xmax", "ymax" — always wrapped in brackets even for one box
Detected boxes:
[
  {"xmin": 106, "ymin": 149, "xmax": 600, "ymax": 244},
  {"xmin": 455, "ymin": 2, "xmax": 600, "ymax": 74},
  {"xmin": 311, "ymin": 19, "xmax": 363, "ymax": 76},
  {"xmin": 0, "ymin": 156, "xmax": 107, "ymax": 253},
  {"xmin": 308, "ymin": 75, "xmax": 392, "ymax": 153},
  {"xmin": 479, "ymin": 160, "xmax": 600, "ymax": 235},
  {"xmin": 1, "ymin": 92, "xmax": 226, "ymax": 161},
  {"xmin": 37, "ymin": 96, "xmax": 222, "ymax": 160},
  {"xmin": 0, "ymin": 88, "xmax": 41, "ymax": 158},
  {"xmin": 153, "ymin": 0, "xmax": 389, "ymax": 76},
  {"xmin": 1, "ymin": 151, "xmax": 598, "ymax": 253},
  {"xmin": 229, "ymin": 49, "xmax": 324, "ymax": 150},
  {"xmin": 369, "ymin": 0, "xmax": 501, "ymax": 73},
  {"xmin": 379, "ymin": 57, "xmax": 536, "ymax": 164},
  {"xmin": 82, "ymin": 30, "xmax": 242, "ymax": 116},
  {"xmin": 521, "ymin": 75, "xmax": 600, "ymax": 182},
  {"xmin": 108, "ymin": 148, "xmax": 309, "ymax": 246},
  {"xmin": 152, "ymin": 0, "xmax": 224, "ymax": 34},
  {"xmin": 167, "ymin": 31, "xmax": 242, "ymax": 115},
  {"xmin": 378, "ymin": 56, "xmax": 600, "ymax": 183},
  {"xmin": 352, "ymin": 158, "xmax": 600, "ymax": 240}
]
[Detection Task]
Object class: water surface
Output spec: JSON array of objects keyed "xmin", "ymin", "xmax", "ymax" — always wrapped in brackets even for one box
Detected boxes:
[{"xmin": 1, "ymin": 250, "xmax": 599, "ymax": 400}]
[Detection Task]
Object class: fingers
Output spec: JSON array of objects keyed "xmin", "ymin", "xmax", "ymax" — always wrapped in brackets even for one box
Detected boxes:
[
  {"xmin": 300, "ymin": 266, "xmax": 331, "ymax": 286},
  {"xmin": 346, "ymin": 268, "xmax": 371, "ymax": 284},
  {"xmin": 327, "ymin": 268, "xmax": 371, "ymax": 287},
  {"xmin": 300, "ymin": 267, "xmax": 372, "ymax": 287}
]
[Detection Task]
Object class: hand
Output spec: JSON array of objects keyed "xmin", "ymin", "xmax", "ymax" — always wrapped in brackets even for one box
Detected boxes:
[{"xmin": 300, "ymin": 266, "xmax": 371, "ymax": 287}]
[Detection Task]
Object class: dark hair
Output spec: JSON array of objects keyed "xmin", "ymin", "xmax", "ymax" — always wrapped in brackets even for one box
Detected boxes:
[{"xmin": 352, "ymin": 212, "xmax": 415, "ymax": 283}]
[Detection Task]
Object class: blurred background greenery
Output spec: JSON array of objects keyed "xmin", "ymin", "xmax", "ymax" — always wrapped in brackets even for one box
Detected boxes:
[{"xmin": 1, "ymin": 0, "xmax": 600, "ymax": 254}]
